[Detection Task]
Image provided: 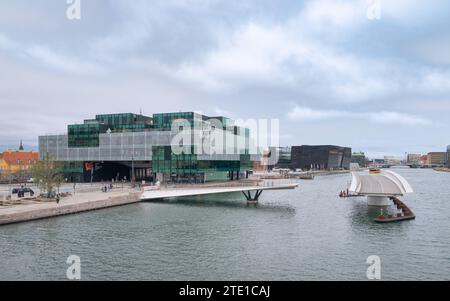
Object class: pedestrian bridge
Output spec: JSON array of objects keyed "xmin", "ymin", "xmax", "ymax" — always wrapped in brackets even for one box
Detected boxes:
[
  {"xmin": 140, "ymin": 183, "xmax": 299, "ymax": 203},
  {"xmin": 348, "ymin": 170, "xmax": 413, "ymax": 206}
]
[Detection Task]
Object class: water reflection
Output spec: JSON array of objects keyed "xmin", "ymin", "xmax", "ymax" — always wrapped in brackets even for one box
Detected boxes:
[
  {"xmin": 347, "ymin": 196, "xmax": 416, "ymax": 238},
  {"xmin": 145, "ymin": 196, "xmax": 296, "ymax": 215}
]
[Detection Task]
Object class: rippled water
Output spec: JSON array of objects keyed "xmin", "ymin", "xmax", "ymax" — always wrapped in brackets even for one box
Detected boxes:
[{"xmin": 1, "ymin": 168, "xmax": 449, "ymax": 280}]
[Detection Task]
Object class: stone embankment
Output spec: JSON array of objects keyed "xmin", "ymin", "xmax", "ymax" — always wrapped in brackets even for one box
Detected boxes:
[{"xmin": 0, "ymin": 190, "xmax": 141, "ymax": 226}]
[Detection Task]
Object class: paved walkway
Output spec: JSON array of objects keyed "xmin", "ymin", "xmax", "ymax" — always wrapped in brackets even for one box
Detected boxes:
[{"xmin": 0, "ymin": 189, "xmax": 140, "ymax": 225}]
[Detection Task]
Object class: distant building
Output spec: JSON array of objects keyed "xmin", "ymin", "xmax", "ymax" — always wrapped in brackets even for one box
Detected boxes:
[
  {"xmin": 266, "ymin": 146, "xmax": 292, "ymax": 169},
  {"xmin": 447, "ymin": 145, "xmax": 450, "ymax": 168},
  {"xmin": 351, "ymin": 152, "xmax": 368, "ymax": 167},
  {"xmin": 407, "ymin": 154, "xmax": 421, "ymax": 164},
  {"xmin": 419, "ymin": 155, "xmax": 428, "ymax": 166},
  {"xmin": 372, "ymin": 158, "xmax": 385, "ymax": 165},
  {"xmin": 290, "ymin": 145, "xmax": 352, "ymax": 170},
  {"xmin": 0, "ymin": 142, "xmax": 39, "ymax": 176},
  {"xmin": 384, "ymin": 156, "xmax": 401, "ymax": 165},
  {"xmin": 253, "ymin": 149, "xmax": 271, "ymax": 172},
  {"xmin": 427, "ymin": 152, "xmax": 446, "ymax": 166}
]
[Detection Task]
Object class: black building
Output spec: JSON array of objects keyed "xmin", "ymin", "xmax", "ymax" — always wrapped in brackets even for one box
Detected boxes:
[
  {"xmin": 290, "ymin": 145, "xmax": 352, "ymax": 170},
  {"xmin": 447, "ymin": 145, "xmax": 450, "ymax": 168}
]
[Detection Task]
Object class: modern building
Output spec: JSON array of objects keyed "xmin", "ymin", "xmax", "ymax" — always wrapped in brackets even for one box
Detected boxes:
[
  {"xmin": 351, "ymin": 152, "xmax": 368, "ymax": 168},
  {"xmin": 259, "ymin": 146, "xmax": 293, "ymax": 170},
  {"xmin": 427, "ymin": 152, "xmax": 446, "ymax": 167},
  {"xmin": 39, "ymin": 112, "xmax": 258, "ymax": 183},
  {"xmin": 0, "ymin": 142, "xmax": 39, "ymax": 177},
  {"xmin": 276, "ymin": 146, "xmax": 292, "ymax": 169},
  {"xmin": 290, "ymin": 145, "xmax": 352, "ymax": 170}
]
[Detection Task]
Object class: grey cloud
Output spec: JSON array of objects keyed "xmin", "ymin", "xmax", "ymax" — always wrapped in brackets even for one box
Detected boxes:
[{"xmin": 0, "ymin": 0, "xmax": 449, "ymax": 156}]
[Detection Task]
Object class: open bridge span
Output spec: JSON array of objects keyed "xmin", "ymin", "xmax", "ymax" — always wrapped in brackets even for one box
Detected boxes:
[{"xmin": 140, "ymin": 183, "xmax": 299, "ymax": 203}]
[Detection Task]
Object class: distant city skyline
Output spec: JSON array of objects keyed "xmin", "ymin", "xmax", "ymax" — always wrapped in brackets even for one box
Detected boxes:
[{"xmin": 1, "ymin": 0, "xmax": 449, "ymax": 158}]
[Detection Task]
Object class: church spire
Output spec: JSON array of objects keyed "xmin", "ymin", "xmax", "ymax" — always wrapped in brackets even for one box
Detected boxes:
[{"xmin": 19, "ymin": 140, "xmax": 24, "ymax": 151}]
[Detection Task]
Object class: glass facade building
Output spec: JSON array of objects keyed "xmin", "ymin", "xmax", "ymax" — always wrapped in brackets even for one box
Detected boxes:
[
  {"xmin": 67, "ymin": 113, "xmax": 153, "ymax": 148},
  {"xmin": 39, "ymin": 112, "xmax": 258, "ymax": 183}
]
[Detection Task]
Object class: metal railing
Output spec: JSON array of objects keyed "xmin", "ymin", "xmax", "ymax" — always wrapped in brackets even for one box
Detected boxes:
[{"xmin": 143, "ymin": 178, "xmax": 297, "ymax": 191}]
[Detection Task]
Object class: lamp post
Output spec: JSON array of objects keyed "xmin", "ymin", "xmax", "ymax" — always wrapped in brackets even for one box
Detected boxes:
[
  {"xmin": 8, "ymin": 170, "xmax": 12, "ymax": 199},
  {"xmin": 90, "ymin": 165, "xmax": 94, "ymax": 185},
  {"xmin": 131, "ymin": 156, "xmax": 135, "ymax": 188}
]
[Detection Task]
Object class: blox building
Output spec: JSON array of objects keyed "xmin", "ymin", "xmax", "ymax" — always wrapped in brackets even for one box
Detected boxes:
[{"xmin": 39, "ymin": 112, "xmax": 258, "ymax": 183}]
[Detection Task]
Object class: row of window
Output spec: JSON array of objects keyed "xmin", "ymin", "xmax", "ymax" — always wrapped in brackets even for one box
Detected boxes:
[{"xmin": 0, "ymin": 165, "xmax": 34, "ymax": 171}]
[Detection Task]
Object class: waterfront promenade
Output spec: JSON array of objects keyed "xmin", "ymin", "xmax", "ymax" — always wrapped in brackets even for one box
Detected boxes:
[{"xmin": 0, "ymin": 189, "xmax": 141, "ymax": 226}]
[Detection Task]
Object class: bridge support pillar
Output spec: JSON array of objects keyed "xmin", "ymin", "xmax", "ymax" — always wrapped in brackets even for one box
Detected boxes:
[
  {"xmin": 242, "ymin": 190, "xmax": 263, "ymax": 204},
  {"xmin": 367, "ymin": 196, "xmax": 390, "ymax": 206}
]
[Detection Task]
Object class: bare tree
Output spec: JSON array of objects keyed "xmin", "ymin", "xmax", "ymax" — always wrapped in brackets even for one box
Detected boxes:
[{"xmin": 31, "ymin": 155, "xmax": 64, "ymax": 198}]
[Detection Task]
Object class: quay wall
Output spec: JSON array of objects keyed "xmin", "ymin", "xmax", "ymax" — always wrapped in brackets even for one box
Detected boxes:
[{"xmin": 0, "ymin": 192, "xmax": 141, "ymax": 226}]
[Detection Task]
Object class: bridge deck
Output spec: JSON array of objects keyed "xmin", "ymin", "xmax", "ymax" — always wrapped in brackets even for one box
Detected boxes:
[
  {"xmin": 349, "ymin": 170, "xmax": 413, "ymax": 197},
  {"xmin": 140, "ymin": 184, "xmax": 298, "ymax": 200}
]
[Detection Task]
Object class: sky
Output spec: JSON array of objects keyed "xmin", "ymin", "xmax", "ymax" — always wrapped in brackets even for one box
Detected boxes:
[{"xmin": 0, "ymin": 0, "xmax": 449, "ymax": 158}]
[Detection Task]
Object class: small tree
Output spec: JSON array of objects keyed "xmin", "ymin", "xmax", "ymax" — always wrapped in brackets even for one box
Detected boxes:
[
  {"xmin": 0, "ymin": 171, "xmax": 7, "ymax": 183},
  {"xmin": 31, "ymin": 155, "xmax": 64, "ymax": 198},
  {"xmin": 0, "ymin": 170, "xmax": 14, "ymax": 195}
]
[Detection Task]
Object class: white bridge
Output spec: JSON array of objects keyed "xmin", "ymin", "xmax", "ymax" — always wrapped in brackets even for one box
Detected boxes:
[
  {"xmin": 349, "ymin": 170, "xmax": 413, "ymax": 206},
  {"xmin": 140, "ymin": 183, "xmax": 299, "ymax": 203}
]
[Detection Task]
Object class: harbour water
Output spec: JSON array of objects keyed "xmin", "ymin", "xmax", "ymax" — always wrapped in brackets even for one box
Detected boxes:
[{"xmin": 0, "ymin": 168, "xmax": 449, "ymax": 280}]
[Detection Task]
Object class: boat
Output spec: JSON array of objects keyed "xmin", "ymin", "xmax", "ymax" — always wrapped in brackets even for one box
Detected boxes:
[
  {"xmin": 338, "ymin": 191, "xmax": 361, "ymax": 198},
  {"xmin": 288, "ymin": 171, "xmax": 315, "ymax": 180},
  {"xmin": 299, "ymin": 173, "xmax": 315, "ymax": 180},
  {"xmin": 369, "ymin": 167, "xmax": 381, "ymax": 174}
]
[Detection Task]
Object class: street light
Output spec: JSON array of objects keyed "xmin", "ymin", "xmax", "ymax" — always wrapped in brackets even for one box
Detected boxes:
[{"xmin": 131, "ymin": 155, "xmax": 135, "ymax": 188}]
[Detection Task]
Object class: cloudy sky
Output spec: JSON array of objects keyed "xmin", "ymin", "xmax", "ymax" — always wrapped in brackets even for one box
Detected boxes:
[{"xmin": 0, "ymin": 0, "xmax": 449, "ymax": 157}]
